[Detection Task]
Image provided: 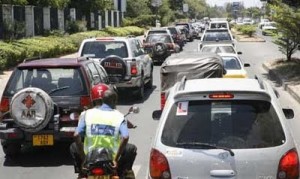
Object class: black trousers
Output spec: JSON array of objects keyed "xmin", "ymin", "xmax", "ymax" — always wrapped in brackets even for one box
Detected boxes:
[{"xmin": 69, "ymin": 142, "xmax": 137, "ymax": 176}]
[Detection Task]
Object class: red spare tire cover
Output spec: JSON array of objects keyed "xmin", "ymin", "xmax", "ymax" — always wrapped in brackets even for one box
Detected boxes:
[{"xmin": 10, "ymin": 87, "xmax": 54, "ymax": 133}]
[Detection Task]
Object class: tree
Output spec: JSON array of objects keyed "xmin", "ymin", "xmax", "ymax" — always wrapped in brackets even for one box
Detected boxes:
[
  {"xmin": 126, "ymin": 0, "xmax": 151, "ymax": 18},
  {"xmin": 271, "ymin": 1, "xmax": 300, "ymax": 61},
  {"xmin": 27, "ymin": 0, "xmax": 70, "ymax": 8},
  {"xmin": 0, "ymin": 0, "xmax": 27, "ymax": 5}
]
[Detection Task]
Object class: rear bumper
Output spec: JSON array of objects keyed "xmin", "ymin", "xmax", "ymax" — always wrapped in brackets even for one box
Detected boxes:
[
  {"xmin": 0, "ymin": 127, "xmax": 77, "ymax": 143},
  {"xmin": 113, "ymin": 76, "xmax": 142, "ymax": 88}
]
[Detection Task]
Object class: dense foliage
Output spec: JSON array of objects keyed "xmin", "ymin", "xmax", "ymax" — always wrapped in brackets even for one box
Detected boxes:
[{"xmin": 270, "ymin": 0, "xmax": 300, "ymax": 61}]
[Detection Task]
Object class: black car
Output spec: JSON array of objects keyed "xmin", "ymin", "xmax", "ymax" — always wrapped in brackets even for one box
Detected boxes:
[
  {"xmin": 143, "ymin": 34, "xmax": 179, "ymax": 64},
  {"xmin": 0, "ymin": 57, "xmax": 110, "ymax": 156}
]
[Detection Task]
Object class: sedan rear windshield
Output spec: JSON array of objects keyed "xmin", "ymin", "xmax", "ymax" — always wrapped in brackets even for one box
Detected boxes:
[
  {"xmin": 161, "ymin": 100, "xmax": 285, "ymax": 149},
  {"xmin": 4, "ymin": 68, "xmax": 88, "ymax": 96}
]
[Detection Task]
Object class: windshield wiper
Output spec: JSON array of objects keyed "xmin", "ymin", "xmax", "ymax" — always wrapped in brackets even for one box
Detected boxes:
[
  {"xmin": 176, "ymin": 142, "xmax": 234, "ymax": 156},
  {"xmin": 49, "ymin": 86, "xmax": 70, "ymax": 95}
]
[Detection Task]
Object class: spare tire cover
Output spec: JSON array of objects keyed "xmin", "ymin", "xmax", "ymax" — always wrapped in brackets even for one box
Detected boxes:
[
  {"xmin": 153, "ymin": 42, "xmax": 167, "ymax": 56},
  {"xmin": 10, "ymin": 87, "xmax": 54, "ymax": 133},
  {"xmin": 101, "ymin": 55, "xmax": 127, "ymax": 83}
]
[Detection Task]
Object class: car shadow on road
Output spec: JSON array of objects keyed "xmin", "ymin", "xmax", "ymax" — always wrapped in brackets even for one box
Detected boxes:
[
  {"xmin": 118, "ymin": 85, "xmax": 157, "ymax": 106},
  {"xmin": 3, "ymin": 143, "xmax": 73, "ymax": 167}
]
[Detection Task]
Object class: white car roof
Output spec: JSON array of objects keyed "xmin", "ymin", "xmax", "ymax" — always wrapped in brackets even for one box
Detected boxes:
[
  {"xmin": 181, "ymin": 78, "xmax": 264, "ymax": 93},
  {"xmin": 217, "ymin": 53, "xmax": 239, "ymax": 57}
]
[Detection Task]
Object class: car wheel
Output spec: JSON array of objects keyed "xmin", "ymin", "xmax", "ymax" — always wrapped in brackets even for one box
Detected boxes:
[
  {"xmin": 136, "ymin": 76, "xmax": 144, "ymax": 100},
  {"xmin": 1, "ymin": 140, "xmax": 21, "ymax": 156},
  {"xmin": 10, "ymin": 87, "xmax": 54, "ymax": 133},
  {"xmin": 145, "ymin": 71, "xmax": 153, "ymax": 89}
]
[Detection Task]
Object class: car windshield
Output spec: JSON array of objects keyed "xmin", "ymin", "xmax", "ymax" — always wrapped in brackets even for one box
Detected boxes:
[
  {"xmin": 146, "ymin": 35, "xmax": 172, "ymax": 43},
  {"xmin": 222, "ymin": 56, "xmax": 242, "ymax": 70},
  {"xmin": 201, "ymin": 46, "xmax": 236, "ymax": 54},
  {"xmin": 203, "ymin": 31, "xmax": 232, "ymax": 41},
  {"xmin": 4, "ymin": 68, "xmax": 87, "ymax": 96},
  {"xmin": 161, "ymin": 100, "xmax": 285, "ymax": 149},
  {"xmin": 81, "ymin": 41, "xmax": 128, "ymax": 58}
]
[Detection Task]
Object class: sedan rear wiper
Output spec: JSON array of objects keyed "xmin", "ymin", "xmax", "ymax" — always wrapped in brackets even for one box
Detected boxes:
[
  {"xmin": 49, "ymin": 86, "xmax": 70, "ymax": 95},
  {"xmin": 176, "ymin": 142, "xmax": 234, "ymax": 156}
]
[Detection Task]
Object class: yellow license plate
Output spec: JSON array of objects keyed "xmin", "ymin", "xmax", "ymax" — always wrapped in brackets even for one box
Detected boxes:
[
  {"xmin": 87, "ymin": 175, "xmax": 110, "ymax": 179},
  {"xmin": 32, "ymin": 135, "xmax": 54, "ymax": 146}
]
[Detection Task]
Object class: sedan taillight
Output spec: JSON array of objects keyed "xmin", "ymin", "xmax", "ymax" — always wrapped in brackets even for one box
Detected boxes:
[
  {"xmin": 150, "ymin": 148, "xmax": 171, "ymax": 179},
  {"xmin": 277, "ymin": 149, "xmax": 299, "ymax": 179}
]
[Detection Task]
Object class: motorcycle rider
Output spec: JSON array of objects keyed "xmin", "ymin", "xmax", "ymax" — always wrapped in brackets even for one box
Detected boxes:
[{"xmin": 70, "ymin": 84, "xmax": 137, "ymax": 178}]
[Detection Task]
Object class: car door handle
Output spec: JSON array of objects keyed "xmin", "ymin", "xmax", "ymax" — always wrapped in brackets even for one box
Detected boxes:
[{"xmin": 210, "ymin": 170, "xmax": 236, "ymax": 177}]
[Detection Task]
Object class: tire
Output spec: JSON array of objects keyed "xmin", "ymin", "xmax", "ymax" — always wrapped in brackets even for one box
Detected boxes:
[
  {"xmin": 101, "ymin": 55, "xmax": 127, "ymax": 83},
  {"xmin": 10, "ymin": 87, "xmax": 54, "ymax": 133},
  {"xmin": 145, "ymin": 71, "xmax": 153, "ymax": 89},
  {"xmin": 135, "ymin": 77, "xmax": 144, "ymax": 100},
  {"xmin": 1, "ymin": 140, "xmax": 21, "ymax": 156}
]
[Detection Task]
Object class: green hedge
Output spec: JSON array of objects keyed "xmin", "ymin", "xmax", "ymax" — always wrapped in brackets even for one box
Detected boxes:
[{"xmin": 0, "ymin": 26, "xmax": 144, "ymax": 71}]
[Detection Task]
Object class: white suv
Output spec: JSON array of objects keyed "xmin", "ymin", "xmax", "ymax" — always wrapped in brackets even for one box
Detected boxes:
[
  {"xmin": 149, "ymin": 77, "xmax": 298, "ymax": 179},
  {"xmin": 78, "ymin": 36, "xmax": 153, "ymax": 100}
]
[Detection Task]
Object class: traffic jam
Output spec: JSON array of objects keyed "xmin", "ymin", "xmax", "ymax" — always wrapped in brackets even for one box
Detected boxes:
[{"xmin": 1, "ymin": 16, "xmax": 300, "ymax": 179}]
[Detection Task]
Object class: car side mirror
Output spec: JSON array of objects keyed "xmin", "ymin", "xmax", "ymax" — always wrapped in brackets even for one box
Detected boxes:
[
  {"xmin": 244, "ymin": 63, "xmax": 250, "ymax": 67},
  {"xmin": 283, "ymin": 108, "xmax": 294, "ymax": 119},
  {"xmin": 237, "ymin": 51, "xmax": 242, "ymax": 55},
  {"xmin": 152, "ymin": 110, "xmax": 162, "ymax": 120}
]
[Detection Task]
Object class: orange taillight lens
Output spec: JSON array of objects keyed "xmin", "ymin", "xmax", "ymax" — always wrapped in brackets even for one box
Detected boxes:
[
  {"xmin": 150, "ymin": 148, "xmax": 171, "ymax": 179},
  {"xmin": 277, "ymin": 149, "xmax": 299, "ymax": 179}
]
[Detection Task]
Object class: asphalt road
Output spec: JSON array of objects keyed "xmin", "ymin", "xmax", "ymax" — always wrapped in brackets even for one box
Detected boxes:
[{"xmin": 0, "ymin": 33, "xmax": 300, "ymax": 179}]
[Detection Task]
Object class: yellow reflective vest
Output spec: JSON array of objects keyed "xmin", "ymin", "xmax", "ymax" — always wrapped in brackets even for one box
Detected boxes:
[{"xmin": 84, "ymin": 108, "xmax": 124, "ymax": 159}]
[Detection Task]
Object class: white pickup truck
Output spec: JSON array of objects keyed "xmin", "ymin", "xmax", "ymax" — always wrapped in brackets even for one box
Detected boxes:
[{"xmin": 78, "ymin": 36, "xmax": 153, "ymax": 100}]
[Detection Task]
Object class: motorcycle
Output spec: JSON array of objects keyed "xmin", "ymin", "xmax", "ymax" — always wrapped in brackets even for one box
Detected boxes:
[{"xmin": 83, "ymin": 106, "xmax": 139, "ymax": 179}]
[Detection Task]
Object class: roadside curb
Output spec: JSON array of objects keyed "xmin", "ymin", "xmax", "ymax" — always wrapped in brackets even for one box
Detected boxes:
[{"xmin": 262, "ymin": 62, "xmax": 300, "ymax": 104}]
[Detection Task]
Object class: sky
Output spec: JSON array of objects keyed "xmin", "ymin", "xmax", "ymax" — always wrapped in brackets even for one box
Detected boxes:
[{"xmin": 206, "ymin": 0, "xmax": 263, "ymax": 8}]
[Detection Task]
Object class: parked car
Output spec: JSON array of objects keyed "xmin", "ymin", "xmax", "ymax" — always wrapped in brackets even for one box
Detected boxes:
[
  {"xmin": 175, "ymin": 22, "xmax": 194, "ymax": 42},
  {"xmin": 262, "ymin": 22, "xmax": 277, "ymax": 36},
  {"xmin": 143, "ymin": 34, "xmax": 179, "ymax": 64},
  {"xmin": 0, "ymin": 57, "xmax": 110, "ymax": 156},
  {"xmin": 163, "ymin": 26, "xmax": 185, "ymax": 51},
  {"xmin": 176, "ymin": 25, "xmax": 189, "ymax": 43},
  {"xmin": 242, "ymin": 18, "xmax": 254, "ymax": 25},
  {"xmin": 78, "ymin": 36, "xmax": 153, "ymax": 100},
  {"xmin": 150, "ymin": 77, "xmax": 298, "ymax": 179},
  {"xmin": 199, "ymin": 43, "xmax": 242, "ymax": 55},
  {"xmin": 218, "ymin": 53, "xmax": 250, "ymax": 78},
  {"xmin": 259, "ymin": 18, "xmax": 270, "ymax": 29}
]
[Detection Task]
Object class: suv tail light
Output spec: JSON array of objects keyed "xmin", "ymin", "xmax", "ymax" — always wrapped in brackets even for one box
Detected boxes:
[
  {"xmin": 80, "ymin": 96, "xmax": 91, "ymax": 108},
  {"xmin": 0, "ymin": 97, "xmax": 9, "ymax": 113},
  {"xmin": 131, "ymin": 63, "xmax": 137, "ymax": 76},
  {"xmin": 150, "ymin": 148, "xmax": 171, "ymax": 179},
  {"xmin": 277, "ymin": 149, "xmax": 299, "ymax": 179},
  {"xmin": 161, "ymin": 92, "xmax": 166, "ymax": 110}
]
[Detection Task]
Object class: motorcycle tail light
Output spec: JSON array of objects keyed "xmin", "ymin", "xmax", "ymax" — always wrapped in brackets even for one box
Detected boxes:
[
  {"xmin": 150, "ymin": 148, "xmax": 171, "ymax": 179},
  {"xmin": 91, "ymin": 168, "xmax": 105, "ymax": 176},
  {"xmin": 277, "ymin": 149, "xmax": 299, "ymax": 179},
  {"xmin": 0, "ymin": 97, "xmax": 9, "ymax": 113}
]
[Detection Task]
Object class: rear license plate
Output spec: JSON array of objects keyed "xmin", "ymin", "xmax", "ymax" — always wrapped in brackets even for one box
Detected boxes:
[
  {"xmin": 32, "ymin": 135, "xmax": 54, "ymax": 146},
  {"xmin": 87, "ymin": 175, "xmax": 110, "ymax": 179}
]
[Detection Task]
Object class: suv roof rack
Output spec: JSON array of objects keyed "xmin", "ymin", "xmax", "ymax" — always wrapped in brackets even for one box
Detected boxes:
[{"xmin": 23, "ymin": 56, "xmax": 42, "ymax": 63}]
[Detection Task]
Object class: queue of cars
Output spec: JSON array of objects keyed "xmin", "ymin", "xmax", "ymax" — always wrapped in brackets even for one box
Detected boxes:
[{"xmin": 147, "ymin": 18, "xmax": 298, "ymax": 179}]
